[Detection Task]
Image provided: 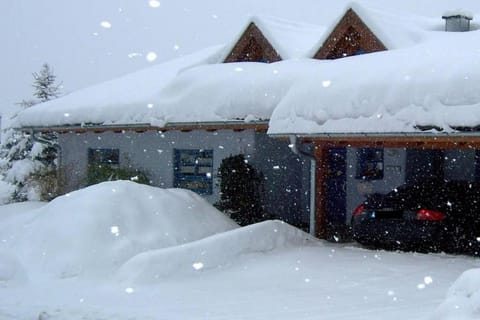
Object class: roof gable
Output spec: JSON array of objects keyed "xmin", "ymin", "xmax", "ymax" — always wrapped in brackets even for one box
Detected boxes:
[
  {"xmin": 223, "ymin": 22, "xmax": 282, "ymax": 63},
  {"xmin": 314, "ymin": 8, "xmax": 387, "ymax": 60}
]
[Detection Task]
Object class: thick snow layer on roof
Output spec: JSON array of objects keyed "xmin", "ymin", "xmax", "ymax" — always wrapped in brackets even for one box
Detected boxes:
[
  {"xmin": 153, "ymin": 61, "xmax": 308, "ymax": 123},
  {"xmin": 269, "ymin": 31, "xmax": 480, "ymax": 135},
  {"xmin": 220, "ymin": 15, "xmax": 326, "ymax": 60},
  {"xmin": 15, "ymin": 46, "xmax": 224, "ymax": 128},
  {"xmin": 15, "ymin": 3, "xmax": 480, "ymax": 134}
]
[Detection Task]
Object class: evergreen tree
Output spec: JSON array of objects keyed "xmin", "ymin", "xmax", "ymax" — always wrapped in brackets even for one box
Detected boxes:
[
  {"xmin": 32, "ymin": 63, "xmax": 61, "ymax": 102},
  {"xmin": 216, "ymin": 154, "xmax": 266, "ymax": 226},
  {"xmin": 0, "ymin": 63, "xmax": 61, "ymax": 202}
]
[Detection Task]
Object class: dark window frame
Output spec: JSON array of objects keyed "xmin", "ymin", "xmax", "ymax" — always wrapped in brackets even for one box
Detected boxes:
[
  {"xmin": 174, "ymin": 149, "xmax": 213, "ymax": 195},
  {"xmin": 356, "ymin": 148, "xmax": 384, "ymax": 180},
  {"xmin": 87, "ymin": 148, "xmax": 120, "ymax": 167}
]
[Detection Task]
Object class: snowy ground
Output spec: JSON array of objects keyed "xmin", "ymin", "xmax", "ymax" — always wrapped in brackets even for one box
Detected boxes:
[{"xmin": 0, "ymin": 181, "xmax": 479, "ymax": 319}]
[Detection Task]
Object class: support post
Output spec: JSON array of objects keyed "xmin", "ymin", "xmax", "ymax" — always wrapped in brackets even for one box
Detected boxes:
[{"xmin": 314, "ymin": 144, "xmax": 329, "ymax": 239}]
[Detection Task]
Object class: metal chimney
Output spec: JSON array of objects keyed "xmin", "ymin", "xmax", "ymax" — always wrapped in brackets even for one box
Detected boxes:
[{"xmin": 442, "ymin": 12, "xmax": 473, "ymax": 32}]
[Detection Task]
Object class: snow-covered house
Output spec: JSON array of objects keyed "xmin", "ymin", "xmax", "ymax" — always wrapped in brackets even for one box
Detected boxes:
[
  {"xmin": 268, "ymin": 5, "xmax": 480, "ymax": 238},
  {"xmin": 16, "ymin": 3, "xmax": 480, "ymax": 238}
]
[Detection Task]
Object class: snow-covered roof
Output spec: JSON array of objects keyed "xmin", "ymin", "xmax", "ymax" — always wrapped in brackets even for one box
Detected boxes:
[
  {"xmin": 220, "ymin": 15, "xmax": 326, "ymax": 60},
  {"xmin": 307, "ymin": 3, "xmax": 431, "ymax": 55},
  {"xmin": 16, "ymin": 46, "xmax": 224, "ymax": 128},
  {"xmin": 269, "ymin": 31, "xmax": 480, "ymax": 135},
  {"xmin": 15, "ymin": 2, "xmax": 480, "ymax": 136}
]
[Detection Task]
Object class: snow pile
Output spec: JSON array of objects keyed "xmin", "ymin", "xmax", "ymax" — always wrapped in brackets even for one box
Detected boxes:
[
  {"xmin": 0, "ymin": 181, "xmax": 238, "ymax": 281},
  {"xmin": 430, "ymin": 268, "xmax": 480, "ymax": 320},
  {"xmin": 116, "ymin": 219, "xmax": 314, "ymax": 284},
  {"xmin": 0, "ymin": 250, "xmax": 27, "ymax": 286}
]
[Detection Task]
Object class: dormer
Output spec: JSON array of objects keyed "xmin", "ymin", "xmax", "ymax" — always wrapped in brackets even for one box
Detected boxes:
[
  {"xmin": 313, "ymin": 8, "xmax": 387, "ymax": 60},
  {"xmin": 223, "ymin": 22, "xmax": 282, "ymax": 63}
]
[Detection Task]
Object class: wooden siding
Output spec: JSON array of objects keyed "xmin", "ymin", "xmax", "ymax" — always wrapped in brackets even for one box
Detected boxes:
[
  {"xmin": 314, "ymin": 8, "xmax": 387, "ymax": 60},
  {"xmin": 224, "ymin": 23, "xmax": 282, "ymax": 63}
]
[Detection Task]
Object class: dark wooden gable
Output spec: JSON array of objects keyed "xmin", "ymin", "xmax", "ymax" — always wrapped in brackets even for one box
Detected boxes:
[
  {"xmin": 224, "ymin": 22, "xmax": 282, "ymax": 63},
  {"xmin": 314, "ymin": 8, "xmax": 387, "ymax": 60}
]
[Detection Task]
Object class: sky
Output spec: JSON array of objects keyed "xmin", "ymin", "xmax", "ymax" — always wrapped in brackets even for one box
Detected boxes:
[{"xmin": 3, "ymin": 0, "xmax": 480, "ymax": 115}]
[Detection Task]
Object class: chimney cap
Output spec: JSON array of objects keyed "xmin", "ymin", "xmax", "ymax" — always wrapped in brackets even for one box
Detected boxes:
[{"xmin": 442, "ymin": 10, "xmax": 473, "ymax": 20}]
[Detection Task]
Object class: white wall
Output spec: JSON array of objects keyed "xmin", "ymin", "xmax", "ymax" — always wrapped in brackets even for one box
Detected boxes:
[{"xmin": 58, "ymin": 129, "xmax": 256, "ymax": 203}]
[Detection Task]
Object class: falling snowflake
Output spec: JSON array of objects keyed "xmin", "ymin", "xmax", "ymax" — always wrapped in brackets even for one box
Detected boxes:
[
  {"xmin": 193, "ymin": 262, "xmax": 204, "ymax": 270},
  {"xmin": 146, "ymin": 52, "xmax": 157, "ymax": 62},
  {"xmin": 424, "ymin": 276, "xmax": 433, "ymax": 285},
  {"xmin": 110, "ymin": 226, "xmax": 120, "ymax": 236},
  {"xmin": 149, "ymin": 0, "xmax": 161, "ymax": 8},
  {"xmin": 100, "ymin": 21, "xmax": 112, "ymax": 29}
]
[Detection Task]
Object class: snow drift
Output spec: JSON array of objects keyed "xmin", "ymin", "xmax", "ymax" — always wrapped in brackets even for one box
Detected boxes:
[
  {"xmin": 0, "ymin": 181, "xmax": 313, "ymax": 285},
  {"xmin": 430, "ymin": 268, "xmax": 480, "ymax": 320},
  {"xmin": 116, "ymin": 219, "xmax": 314, "ymax": 284},
  {"xmin": 0, "ymin": 181, "xmax": 238, "ymax": 281}
]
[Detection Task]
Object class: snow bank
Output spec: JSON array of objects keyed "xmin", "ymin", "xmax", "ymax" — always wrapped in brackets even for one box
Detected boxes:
[
  {"xmin": 0, "ymin": 181, "xmax": 237, "ymax": 281},
  {"xmin": 430, "ymin": 268, "xmax": 480, "ymax": 320},
  {"xmin": 0, "ymin": 250, "xmax": 28, "ymax": 286},
  {"xmin": 116, "ymin": 220, "xmax": 314, "ymax": 284}
]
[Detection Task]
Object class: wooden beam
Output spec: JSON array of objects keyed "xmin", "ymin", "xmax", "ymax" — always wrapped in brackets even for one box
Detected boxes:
[
  {"xmin": 314, "ymin": 144, "xmax": 329, "ymax": 239},
  {"xmin": 301, "ymin": 136, "xmax": 480, "ymax": 150}
]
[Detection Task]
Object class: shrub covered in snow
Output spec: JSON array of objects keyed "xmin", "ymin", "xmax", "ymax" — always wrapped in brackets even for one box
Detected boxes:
[{"xmin": 216, "ymin": 154, "xmax": 266, "ymax": 226}]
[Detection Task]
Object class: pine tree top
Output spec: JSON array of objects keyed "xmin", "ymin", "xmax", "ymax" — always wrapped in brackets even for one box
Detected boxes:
[{"xmin": 32, "ymin": 63, "xmax": 61, "ymax": 103}]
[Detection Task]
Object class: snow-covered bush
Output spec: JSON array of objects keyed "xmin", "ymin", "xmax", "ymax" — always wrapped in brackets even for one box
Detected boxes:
[{"xmin": 0, "ymin": 129, "xmax": 58, "ymax": 202}]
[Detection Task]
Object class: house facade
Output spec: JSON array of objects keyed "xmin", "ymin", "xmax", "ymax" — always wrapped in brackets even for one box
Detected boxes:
[
  {"xmin": 52, "ymin": 124, "xmax": 310, "ymax": 227},
  {"xmin": 17, "ymin": 4, "xmax": 480, "ymax": 239}
]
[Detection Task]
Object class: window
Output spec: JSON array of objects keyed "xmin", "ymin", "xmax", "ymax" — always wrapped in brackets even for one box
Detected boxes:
[
  {"xmin": 356, "ymin": 148, "xmax": 384, "ymax": 180},
  {"xmin": 88, "ymin": 148, "xmax": 120, "ymax": 167},
  {"xmin": 174, "ymin": 149, "xmax": 213, "ymax": 195}
]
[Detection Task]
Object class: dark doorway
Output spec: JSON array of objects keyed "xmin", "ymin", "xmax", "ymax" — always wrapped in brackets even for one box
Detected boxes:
[
  {"xmin": 406, "ymin": 149, "xmax": 444, "ymax": 184},
  {"xmin": 327, "ymin": 148, "xmax": 348, "ymax": 239}
]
